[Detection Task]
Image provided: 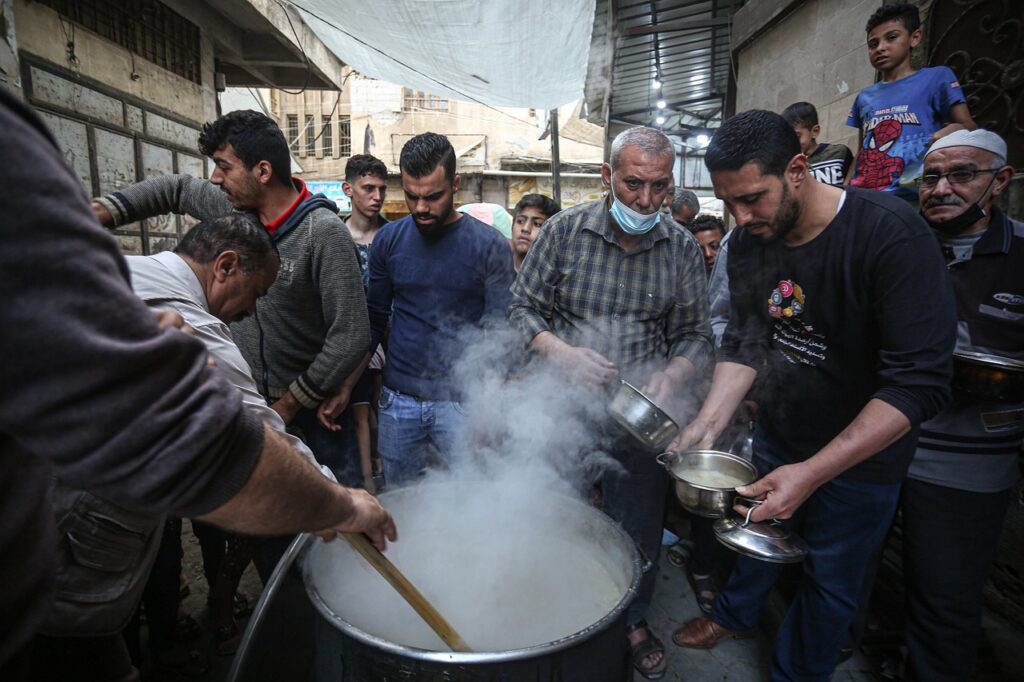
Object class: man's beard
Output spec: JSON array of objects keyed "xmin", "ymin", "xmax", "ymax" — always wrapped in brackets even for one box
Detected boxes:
[
  {"xmin": 756, "ymin": 185, "xmax": 801, "ymax": 243},
  {"xmin": 413, "ymin": 200, "xmax": 455, "ymax": 239}
]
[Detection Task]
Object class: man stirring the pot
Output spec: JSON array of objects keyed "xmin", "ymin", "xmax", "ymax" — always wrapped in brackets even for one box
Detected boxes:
[
  {"xmin": 667, "ymin": 110, "xmax": 956, "ymax": 681},
  {"xmin": 509, "ymin": 126, "xmax": 713, "ymax": 680},
  {"xmin": 897, "ymin": 129, "xmax": 1023, "ymax": 681}
]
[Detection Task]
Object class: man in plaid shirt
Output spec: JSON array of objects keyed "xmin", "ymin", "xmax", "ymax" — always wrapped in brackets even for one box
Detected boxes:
[{"xmin": 509, "ymin": 126, "xmax": 712, "ymax": 680}]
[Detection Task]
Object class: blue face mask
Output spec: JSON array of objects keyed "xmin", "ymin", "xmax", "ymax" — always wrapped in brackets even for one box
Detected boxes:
[{"xmin": 609, "ymin": 182, "xmax": 661, "ymax": 235}]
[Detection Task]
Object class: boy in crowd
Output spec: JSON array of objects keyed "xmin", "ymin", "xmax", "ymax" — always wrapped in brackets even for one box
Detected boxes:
[
  {"xmin": 511, "ymin": 193, "xmax": 561, "ymax": 272},
  {"xmin": 847, "ymin": 3, "xmax": 975, "ymax": 201},
  {"xmin": 688, "ymin": 214, "xmax": 726, "ymax": 277},
  {"xmin": 781, "ymin": 102, "xmax": 853, "ymax": 187}
]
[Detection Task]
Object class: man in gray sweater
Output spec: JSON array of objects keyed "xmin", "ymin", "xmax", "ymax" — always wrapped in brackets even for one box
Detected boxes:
[{"xmin": 92, "ymin": 110, "xmax": 370, "ymax": 486}]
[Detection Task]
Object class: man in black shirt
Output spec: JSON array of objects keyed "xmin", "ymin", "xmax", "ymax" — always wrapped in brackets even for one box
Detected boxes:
[{"xmin": 667, "ymin": 110, "xmax": 956, "ymax": 680}]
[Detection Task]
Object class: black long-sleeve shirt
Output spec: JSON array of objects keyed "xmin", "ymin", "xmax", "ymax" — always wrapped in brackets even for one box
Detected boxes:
[
  {"xmin": 721, "ymin": 189, "xmax": 956, "ymax": 482},
  {"xmin": 0, "ymin": 88, "xmax": 263, "ymax": 666}
]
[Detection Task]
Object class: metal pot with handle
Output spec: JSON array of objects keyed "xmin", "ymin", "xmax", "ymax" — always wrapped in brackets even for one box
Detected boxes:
[
  {"xmin": 656, "ymin": 450, "xmax": 757, "ymax": 518},
  {"xmin": 657, "ymin": 450, "xmax": 808, "ymax": 564},
  {"xmin": 607, "ymin": 379, "xmax": 679, "ymax": 449}
]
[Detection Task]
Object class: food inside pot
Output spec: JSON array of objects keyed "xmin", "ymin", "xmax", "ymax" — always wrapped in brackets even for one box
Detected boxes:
[
  {"xmin": 679, "ymin": 469, "xmax": 750, "ymax": 489},
  {"xmin": 306, "ymin": 482, "xmax": 632, "ymax": 652}
]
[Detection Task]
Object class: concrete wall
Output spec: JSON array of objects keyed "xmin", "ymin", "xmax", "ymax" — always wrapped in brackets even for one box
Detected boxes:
[
  {"xmin": 13, "ymin": 0, "xmax": 216, "ymax": 255},
  {"xmin": 733, "ymin": 0, "xmax": 879, "ymax": 155}
]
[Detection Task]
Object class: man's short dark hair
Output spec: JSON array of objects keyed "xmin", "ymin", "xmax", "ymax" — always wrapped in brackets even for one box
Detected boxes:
[
  {"xmin": 705, "ymin": 110, "xmax": 802, "ymax": 178},
  {"xmin": 175, "ymin": 214, "xmax": 277, "ymax": 275},
  {"xmin": 688, "ymin": 214, "xmax": 725, "ymax": 238},
  {"xmin": 345, "ymin": 154, "xmax": 388, "ymax": 183},
  {"xmin": 671, "ymin": 188, "xmax": 700, "ymax": 216},
  {"xmin": 866, "ymin": 3, "xmax": 920, "ymax": 34},
  {"xmin": 198, "ymin": 110, "xmax": 292, "ymax": 188},
  {"xmin": 399, "ymin": 132, "xmax": 456, "ymax": 181},
  {"xmin": 781, "ymin": 102, "xmax": 819, "ymax": 129},
  {"xmin": 514, "ymin": 194, "xmax": 561, "ymax": 219}
]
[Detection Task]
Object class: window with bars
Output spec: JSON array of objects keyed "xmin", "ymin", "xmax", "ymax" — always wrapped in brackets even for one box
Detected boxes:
[
  {"xmin": 38, "ymin": 0, "xmax": 202, "ymax": 84},
  {"xmin": 339, "ymin": 116, "xmax": 351, "ymax": 157},
  {"xmin": 321, "ymin": 116, "xmax": 333, "ymax": 157},
  {"xmin": 287, "ymin": 115, "xmax": 299, "ymax": 152},
  {"xmin": 402, "ymin": 88, "xmax": 449, "ymax": 112},
  {"xmin": 304, "ymin": 115, "xmax": 315, "ymax": 157}
]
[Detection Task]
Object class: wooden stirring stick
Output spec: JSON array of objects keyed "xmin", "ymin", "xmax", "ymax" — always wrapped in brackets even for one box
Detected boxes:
[{"xmin": 343, "ymin": 532, "xmax": 472, "ymax": 652}]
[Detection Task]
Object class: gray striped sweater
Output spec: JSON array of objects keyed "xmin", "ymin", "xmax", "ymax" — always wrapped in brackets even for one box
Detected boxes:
[{"xmin": 97, "ymin": 175, "xmax": 369, "ymax": 407}]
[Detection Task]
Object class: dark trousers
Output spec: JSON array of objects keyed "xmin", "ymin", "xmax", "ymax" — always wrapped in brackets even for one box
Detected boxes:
[
  {"xmin": 291, "ymin": 406, "xmax": 363, "ymax": 489},
  {"xmin": 902, "ymin": 478, "xmax": 1011, "ymax": 682},
  {"xmin": 125, "ymin": 518, "xmax": 182, "ymax": 661},
  {"xmin": 712, "ymin": 427, "xmax": 901, "ymax": 682},
  {"xmin": 600, "ymin": 431, "xmax": 671, "ymax": 628}
]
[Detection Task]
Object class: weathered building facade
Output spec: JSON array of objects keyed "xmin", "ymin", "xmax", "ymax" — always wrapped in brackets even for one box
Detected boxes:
[
  {"xmin": 4, "ymin": 0, "xmax": 345, "ymax": 254},
  {"xmin": 271, "ymin": 73, "xmax": 607, "ymax": 216}
]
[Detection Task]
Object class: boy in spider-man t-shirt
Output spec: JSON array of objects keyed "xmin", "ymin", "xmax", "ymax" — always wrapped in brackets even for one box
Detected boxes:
[{"xmin": 847, "ymin": 3, "xmax": 975, "ymax": 202}]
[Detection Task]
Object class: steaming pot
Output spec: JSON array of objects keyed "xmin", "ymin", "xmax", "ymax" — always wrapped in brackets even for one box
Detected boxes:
[{"xmin": 302, "ymin": 481, "xmax": 642, "ymax": 681}]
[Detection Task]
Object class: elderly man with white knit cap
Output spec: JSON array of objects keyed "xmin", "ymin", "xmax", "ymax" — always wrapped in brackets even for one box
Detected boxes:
[{"xmin": 901, "ymin": 128, "xmax": 1023, "ymax": 682}]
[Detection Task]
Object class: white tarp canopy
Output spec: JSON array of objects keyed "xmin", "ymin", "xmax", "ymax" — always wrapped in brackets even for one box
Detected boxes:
[{"xmin": 286, "ymin": 0, "xmax": 597, "ymax": 110}]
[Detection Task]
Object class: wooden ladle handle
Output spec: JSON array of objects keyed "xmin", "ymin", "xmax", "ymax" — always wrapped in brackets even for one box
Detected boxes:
[{"xmin": 342, "ymin": 532, "xmax": 472, "ymax": 652}]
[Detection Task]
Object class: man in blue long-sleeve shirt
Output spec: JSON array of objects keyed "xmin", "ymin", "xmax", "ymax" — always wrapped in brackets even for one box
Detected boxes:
[{"xmin": 366, "ymin": 132, "xmax": 515, "ymax": 486}]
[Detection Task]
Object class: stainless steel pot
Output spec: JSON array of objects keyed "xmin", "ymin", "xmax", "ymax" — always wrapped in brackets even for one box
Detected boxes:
[
  {"xmin": 952, "ymin": 350, "xmax": 1024, "ymax": 403},
  {"xmin": 300, "ymin": 482, "xmax": 642, "ymax": 680},
  {"xmin": 607, "ymin": 379, "xmax": 679, "ymax": 449},
  {"xmin": 657, "ymin": 450, "xmax": 758, "ymax": 518}
]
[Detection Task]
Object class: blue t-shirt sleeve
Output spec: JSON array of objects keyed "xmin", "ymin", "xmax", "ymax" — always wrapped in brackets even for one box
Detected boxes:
[
  {"xmin": 932, "ymin": 66, "xmax": 967, "ymax": 118},
  {"xmin": 846, "ymin": 93, "xmax": 863, "ymax": 129}
]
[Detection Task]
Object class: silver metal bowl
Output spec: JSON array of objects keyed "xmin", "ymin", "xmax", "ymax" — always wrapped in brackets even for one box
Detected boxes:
[
  {"xmin": 606, "ymin": 379, "xmax": 679, "ymax": 449},
  {"xmin": 657, "ymin": 450, "xmax": 758, "ymax": 518}
]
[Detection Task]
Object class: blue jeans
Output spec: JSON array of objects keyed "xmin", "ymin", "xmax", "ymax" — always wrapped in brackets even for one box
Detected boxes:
[
  {"xmin": 290, "ymin": 406, "xmax": 363, "ymax": 488},
  {"xmin": 711, "ymin": 427, "xmax": 901, "ymax": 681},
  {"xmin": 377, "ymin": 386, "xmax": 469, "ymax": 488}
]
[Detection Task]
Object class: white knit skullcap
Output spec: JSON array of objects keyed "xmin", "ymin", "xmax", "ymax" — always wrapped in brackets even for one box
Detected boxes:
[{"xmin": 925, "ymin": 128, "xmax": 1007, "ymax": 160}]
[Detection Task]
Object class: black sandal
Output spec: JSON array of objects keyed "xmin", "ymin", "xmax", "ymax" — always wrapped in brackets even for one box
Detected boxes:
[
  {"xmin": 626, "ymin": 620, "xmax": 667, "ymax": 680},
  {"xmin": 686, "ymin": 570, "xmax": 719, "ymax": 615}
]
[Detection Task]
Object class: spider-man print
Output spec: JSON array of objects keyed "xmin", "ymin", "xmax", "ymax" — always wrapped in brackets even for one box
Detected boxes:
[{"xmin": 850, "ymin": 119, "xmax": 905, "ymax": 191}]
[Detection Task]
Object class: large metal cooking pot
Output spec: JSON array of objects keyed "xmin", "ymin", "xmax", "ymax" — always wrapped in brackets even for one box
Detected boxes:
[
  {"xmin": 607, "ymin": 379, "xmax": 679, "ymax": 449},
  {"xmin": 952, "ymin": 350, "xmax": 1024, "ymax": 403},
  {"xmin": 300, "ymin": 482, "xmax": 641, "ymax": 681},
  {"xmin": 657, "ymin": 450, "xmax": 758, "ymax": 518}
]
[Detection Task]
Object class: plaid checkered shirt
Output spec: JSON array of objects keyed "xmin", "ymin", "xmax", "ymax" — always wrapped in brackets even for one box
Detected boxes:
[{"xmin": 509, "ymin": 198, "xmax": 713, "ymax": 378}]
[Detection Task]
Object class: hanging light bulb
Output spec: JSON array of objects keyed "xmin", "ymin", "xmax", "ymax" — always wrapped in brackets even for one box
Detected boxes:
[
  {"xmin": 655, "ymin": 115, "xmax": 666, "ymax": 125},
  {"xmin": 697, "ymin": 133, "xmax": 710, "ymax": 147},
  {"xmin": 656, "ymin": 99, "xmax": 666, "ymax": 109},
  {"xmin": 653, "ymin": 78, "xmax": 662, "ymax": 90}
]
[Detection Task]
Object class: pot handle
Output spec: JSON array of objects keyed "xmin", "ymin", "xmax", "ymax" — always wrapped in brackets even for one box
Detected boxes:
[
  {"xmin": 735, "ymin": 497, "xmax": 763, "ymax": 528},
  {"xmin": 635, "ymin": 541, "xmax": 655, "ymax": 574},
  {"xmin": 655, "ymin": 451, "xmax": 675, "ymax": 469}
]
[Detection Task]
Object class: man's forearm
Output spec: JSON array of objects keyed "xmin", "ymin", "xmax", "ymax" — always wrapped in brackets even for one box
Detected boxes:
[
  {"xmin": 695, "ymin": 361, "xmax": 757, "ymax": 440},
  {"xmin": 527, "ymin": 330, "xmax": 569, "ymax": 358},
  {"xmin": 799, "ymin": 398, "xmax": 911, "ymax": 487},
  {"xmin": 196, "ymin": 424, "xmax": 355, "ymax": 535}
]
